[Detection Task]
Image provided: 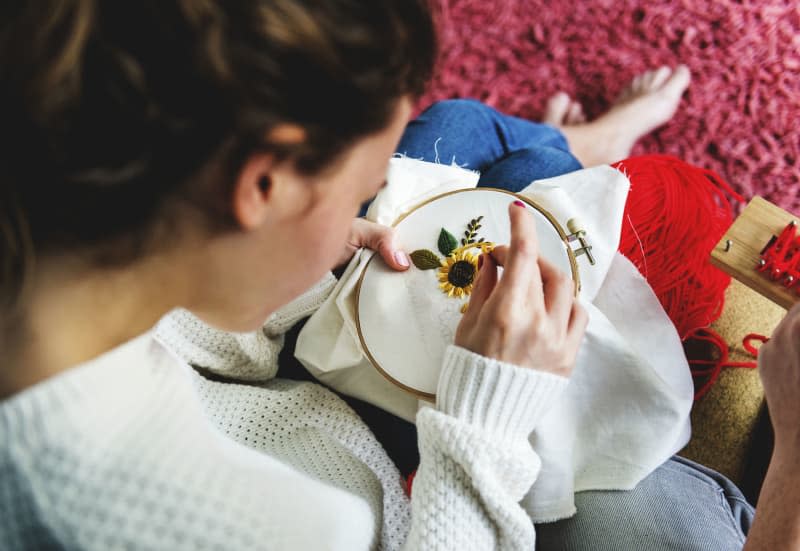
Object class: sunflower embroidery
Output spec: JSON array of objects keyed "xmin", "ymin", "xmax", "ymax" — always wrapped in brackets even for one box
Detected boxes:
[
  {"xmin": 409, "ymin": 216, "xmax": 494, "ymax": 309},
  {"xmin": 437, "ymin": 249, "xmax": 479, "ymax": 298}
]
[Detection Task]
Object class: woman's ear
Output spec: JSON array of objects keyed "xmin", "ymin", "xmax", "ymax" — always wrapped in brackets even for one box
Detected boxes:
[
  {"xmin": 231, "ymin": 124, "xmax": 307, "ymax": 230},
  {"xmin": 231, "ymin": 155, "xmax": 274, "ymax": 230}
]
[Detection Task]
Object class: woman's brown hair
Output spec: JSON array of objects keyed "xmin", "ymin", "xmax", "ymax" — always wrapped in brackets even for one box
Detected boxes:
[{"xmin": 0, "ymin": 0, "xmax": 435, "ymax": 311}]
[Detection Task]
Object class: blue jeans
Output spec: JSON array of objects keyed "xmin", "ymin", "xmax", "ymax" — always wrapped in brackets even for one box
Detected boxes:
[
  {"xmin": 358, "ymin": 98, "xmax": 583, "ymax": 216},
  {"xmin": 535, "ymin": 456, "xmax": 753, "ymax": 550},
  {"xmin": 375, "ymin": 99, "xmax": 755, "ymax": 549},
  {"xmin": 397, "ymin": 99, "xmax": 582, "ymax": 191}
]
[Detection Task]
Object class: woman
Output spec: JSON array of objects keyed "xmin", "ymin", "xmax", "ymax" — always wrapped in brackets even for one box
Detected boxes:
[
  {"xmin": 1, "ymin": 1, "xmax": 795, "ymax": 550},
  {"xmin": 0, "ymin": 1, "xmax": 582, "ymax": 548}
]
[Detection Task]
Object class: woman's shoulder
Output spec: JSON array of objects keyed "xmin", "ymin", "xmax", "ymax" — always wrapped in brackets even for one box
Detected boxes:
[{"xmin": 0, "ymin": 332, "xmax": 378, "ymax": 550}]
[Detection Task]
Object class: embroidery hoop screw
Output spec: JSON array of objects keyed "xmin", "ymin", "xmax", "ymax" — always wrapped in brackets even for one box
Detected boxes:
[{"xmin": 567, "ymin": 218, "xmax": 595, "ymax": 266}]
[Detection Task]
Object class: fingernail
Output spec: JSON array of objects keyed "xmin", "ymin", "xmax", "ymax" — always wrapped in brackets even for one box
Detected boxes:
[
  {"xmin": 394, "ymin": 251, "xmax": 409, "ymax": 267},
  {"xmin": 478, "ymin": 255, "xmax": 484, "ymax": 270},
  {"xmin": 513, "ymin": 200, "xmax": 526, "ymax": 208}
]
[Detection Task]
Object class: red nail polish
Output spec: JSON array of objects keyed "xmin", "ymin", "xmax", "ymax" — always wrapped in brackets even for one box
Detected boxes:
[
  {"xmin": 478, "ymin": 255, "xmax": 484, "ymax": 270},
  {"xmin": 513, "ymin": 200, "xmax": 525, "ymax": 208}
]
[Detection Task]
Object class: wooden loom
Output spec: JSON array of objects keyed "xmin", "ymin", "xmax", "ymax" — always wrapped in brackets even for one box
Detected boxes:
[{"xmin": 712, "ymin": 197, "xmax": 800, "ymax": 310}]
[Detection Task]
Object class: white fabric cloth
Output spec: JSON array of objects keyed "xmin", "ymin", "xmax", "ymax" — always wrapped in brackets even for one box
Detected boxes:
[
  {"xmin": 296, "ymin": 156, "xmax": 695, "ymax": 521},
  {"xmin": 1, "ymin": 274, "xmax": 569, "ymax": 550}
]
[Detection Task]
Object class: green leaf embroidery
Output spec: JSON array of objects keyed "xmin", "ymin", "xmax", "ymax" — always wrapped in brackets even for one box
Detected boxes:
[
  {"xmin": 461, "ymin": 215, "xmax": 485, "ymax": 245},
  {"xmin": 437, "ymin": 228, "xmax": 458, "ymax": 256},
  {"xmin": 410, "ymin": 249, "xmax": 442, "ymax": 270}
]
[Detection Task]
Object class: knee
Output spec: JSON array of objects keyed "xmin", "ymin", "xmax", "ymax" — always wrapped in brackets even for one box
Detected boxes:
[
  {"xmin": 419, "ymin": 98, "xmax": 491, "ymax": 124},
  {"xmin": 477, "ymin": 147, "xmax": 582, "ymax": 191},
  {"xmin": 517, "ymin": 146, "xmax": 583, "ymax": 177}
]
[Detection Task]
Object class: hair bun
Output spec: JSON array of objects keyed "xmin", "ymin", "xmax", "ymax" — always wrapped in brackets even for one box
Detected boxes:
[{"xmin": 0, "ymin": 0, "xmax": 95, "ymax": 119}]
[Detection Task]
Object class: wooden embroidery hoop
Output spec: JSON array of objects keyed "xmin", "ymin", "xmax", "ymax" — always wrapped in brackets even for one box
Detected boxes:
[{"xmin": 354, "ymin": 187, "xmax": 581, "ymax": 401}]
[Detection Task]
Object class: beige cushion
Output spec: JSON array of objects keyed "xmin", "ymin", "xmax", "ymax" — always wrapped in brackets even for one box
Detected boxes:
[{"xmin": 679, "ymin": 279, "xmax": 785, "ymax": 484}]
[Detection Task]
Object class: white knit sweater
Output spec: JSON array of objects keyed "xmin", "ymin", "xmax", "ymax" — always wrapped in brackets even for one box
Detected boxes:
[{"xmin": 0, "ymin": 271, "xmax": 568, "ymax": 550}]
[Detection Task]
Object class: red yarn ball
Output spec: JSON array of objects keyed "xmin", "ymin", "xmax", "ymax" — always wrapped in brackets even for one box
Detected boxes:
[
  {"xmin": 613, "ymin": 155, "xmax": 750, "ymax": 399},
  {"xmin": 613, "ymin": 155, "xmax": 744, "ymax": 340}
]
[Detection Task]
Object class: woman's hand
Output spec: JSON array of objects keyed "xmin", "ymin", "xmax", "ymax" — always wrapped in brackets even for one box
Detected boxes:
[
  {"xmin": 758, "ymin": 302, "xmax": 800, "ymax": 454},
  {"xmin": 742, "ymin": 303, "xmax": 800, "ymax": 551},
  {"xmin": 334, "ymin": 218, "xmax": 410, "ymax": 273},
  {"xmin": 455, "ymin": 201, "xmax": 588, "ymax": 377}
]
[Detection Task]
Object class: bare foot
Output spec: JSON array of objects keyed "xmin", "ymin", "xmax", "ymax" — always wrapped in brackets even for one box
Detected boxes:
[
  {"xmin": 547, "ymin": 65, "xmax": 691, "ymax": 167},
  {"xmin": 543, "ymin": 92, "xmax": 587, "ymax": 126}
]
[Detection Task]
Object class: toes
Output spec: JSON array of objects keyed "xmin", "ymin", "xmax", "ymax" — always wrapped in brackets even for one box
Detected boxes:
[
  {"xmin": 649, "ymin": 66, "xmax": 672, "ymax": 90},
  {"xmin": 660, "ymin": 64, "xmax": 691, "ymax": 98},
  {"xmin": 640, "ymin": 69, "xmax": 657, "ymax": 89},
  {"xmin": 618, "ymin": 65, "xmax": 691, "ymax": 106},
  {"xmin": 618, "ymin": 80, "xmax": 636, "ymax": 103},
  {"xmin": 632, "ymin": 73, "xmax": 646, "ymax": 93},
  {"xmin": 544, "ymin": 92, "xmax": 571, "ymax": 125},
  {"xmin": 623, "ymin": 73, "xmax": 647, "ymax": 100},
  {"xmin": 566, "ymin": 101, "xmax": 586, "ymax": 124}
]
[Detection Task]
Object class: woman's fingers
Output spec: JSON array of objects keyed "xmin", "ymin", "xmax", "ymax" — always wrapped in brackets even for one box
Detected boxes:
[
  {"xmin": 539, "ymin": 255, "xmax": 575, "ymax": 327},
  {"xmin": 454, "ymin": 201, "xmax": 588, "ymax": 375},
  {"xmin": 501, "ymin": 202, "xmax": 544, "ymax": 308},
  {"xmin": 495, "ymin": 242, "xmax": 576, "ymax": 328},
  {"xmin": 488, "ymin": 244, "xmax": 509, "ymax": 266},
  {"xmin": 350, "ymin": 218, "xmax": 409, "ymax": 271},
  {"xmin": 487, "ymin": 204, "xmax": 572, "ymax": 316},
  {"xmin": 567, "ymin": 301, "xmax": 589, "ymax": 343},
  {"xmin": 463, "ymin": 252, "xmax": 498, "ymax": 322},
  {"xmin": 455, "ymin": 201, "xmax": 588, "ymax": 376},
  {"xmin": 559, "ymin": 301, "xmax": 588, "ymax": 373}
]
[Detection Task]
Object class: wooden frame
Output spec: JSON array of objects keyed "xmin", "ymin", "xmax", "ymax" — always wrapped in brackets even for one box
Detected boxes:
[{"xmin": 711, "ymin": 197, "xmax": 799, "ymax": 310}]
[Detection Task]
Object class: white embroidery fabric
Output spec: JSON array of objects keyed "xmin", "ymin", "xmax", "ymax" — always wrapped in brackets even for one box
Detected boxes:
[
  {"xmin": 296, "ymin": 157, "xmax": 695, "ymax": 521},
  {"xmin": 357, "ymin": 188, "xmax": 575, "ymax": 395}
]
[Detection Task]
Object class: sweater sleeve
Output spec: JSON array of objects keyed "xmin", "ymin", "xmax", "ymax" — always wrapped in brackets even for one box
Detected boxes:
[
  {"xmin": 405, "ymin": 345, "xmax": 568, "ymax": 550},
  {"xmin": 154, "ymin": 272, "xmax": 337, "ymax": 382}
]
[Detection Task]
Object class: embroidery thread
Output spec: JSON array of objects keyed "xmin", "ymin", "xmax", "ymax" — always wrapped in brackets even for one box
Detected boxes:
[
  {"xmin": 438, "ymin": 249, "xmax": 478, "ymax": 298},
  {"xmin": 410, "ymin": 216, "xmax": 494, "ymax": 305},
  {"xmin": 461, "ymin": 216, "xmax": 484, "ymax": 246},
  {"xmin": 409, "ymin": 249, "xmax": 441, "ymax": 270},
  {"xmin": 437, "ymin": 228, "xmax": 459, "ymax": 256}
]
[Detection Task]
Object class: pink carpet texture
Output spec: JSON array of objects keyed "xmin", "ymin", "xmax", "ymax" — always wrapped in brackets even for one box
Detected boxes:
[{"xmin": 419, "ymin": 0, "xmax": 800, "ymax": 213}]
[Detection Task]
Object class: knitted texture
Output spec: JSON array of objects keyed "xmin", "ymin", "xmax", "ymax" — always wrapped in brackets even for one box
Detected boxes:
[
  {"xmin": 0, "ymin": 335, "xmax": 378, "ymax": 550},
  {"xmin": 155, "ymin": 272, "xmax": 338, "ymax": 381},
  {"xmin": 1, "ymin": 273, "xmax": 567, "ymax": 549},
  {"xmin": 421, "ymin": 0, "xmax": 800, "ymax": 213},
  {"xmin": 263, "ymin": 272, "xmax": 339, "ymax": 336},
  {"xmin": 407, "ymin": 345, "xmax": 568, "ymax": 550},
  {"xmin": 190, "ymin": 375, "xmax": 412, "ymax": 551}
]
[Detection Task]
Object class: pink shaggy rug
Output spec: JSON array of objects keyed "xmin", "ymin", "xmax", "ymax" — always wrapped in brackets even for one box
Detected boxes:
[{"xmin": 419, "ymin": 0, "xmax": 800, "ymax": 213}]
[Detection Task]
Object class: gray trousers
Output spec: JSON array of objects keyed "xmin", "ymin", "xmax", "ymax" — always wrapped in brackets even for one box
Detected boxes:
[{"xmin": 536, "ymin": 456, "xmax": 753, "ymax": 550}]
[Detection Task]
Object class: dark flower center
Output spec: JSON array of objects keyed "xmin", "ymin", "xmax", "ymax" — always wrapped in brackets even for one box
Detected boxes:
[{"xmin": 448, "ymin": 260, "xmax": 476, "ymax": 287}]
